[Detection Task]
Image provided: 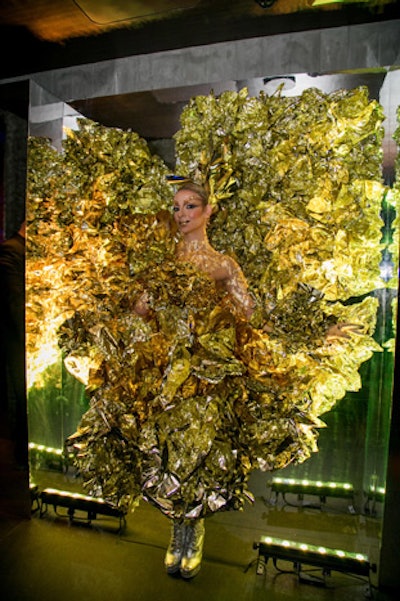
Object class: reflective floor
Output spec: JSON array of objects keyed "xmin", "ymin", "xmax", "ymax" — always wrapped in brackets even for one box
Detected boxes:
[{"xmin": 0, "ymin": 464, "xmax": 395, "ymax": 601}]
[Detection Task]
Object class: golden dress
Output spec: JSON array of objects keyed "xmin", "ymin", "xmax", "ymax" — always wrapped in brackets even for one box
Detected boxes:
[{"xmin": 65, "ymin": 231, "xmax": 336, "ymax": 519}]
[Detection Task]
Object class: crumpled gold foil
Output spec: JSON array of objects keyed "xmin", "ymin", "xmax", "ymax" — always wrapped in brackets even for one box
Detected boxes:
[{"xmin": 26, "ymin": 87, "xmax": 388, "ymax": 519}]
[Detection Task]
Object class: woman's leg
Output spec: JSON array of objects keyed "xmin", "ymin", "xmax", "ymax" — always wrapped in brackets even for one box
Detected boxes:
[
  {"xmin": 164, "ymin": 519, "xmax": 186, "ymax": 574},
  {"xmin": 180, "ymin": 518, "xmax": 205, "ymax": 579}
]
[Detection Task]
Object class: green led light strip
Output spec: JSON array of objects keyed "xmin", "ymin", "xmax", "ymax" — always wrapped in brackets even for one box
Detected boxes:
[
  {"xmin": 29, "ymin": 442, "xmax": 64, "ymax": 455},
  {"xmin": 42, "ymin": 487, "xmax": 109, "ymax": 504},
  {"xmin": 272, "ymin": 477, "xmax": 353, "ymax": 489},
  {"xmin": 255, "ymin": 535, "xmax": 375, "ymax": 577},
  {"xmin": 271, "ymin": 477, "xmax": 354, "ymax": 498},
  {"xmin": 312, "ymin": 0, "xmax": 371, "ymax": 5},
  {"xmin": 259, "ymin": 535, "xmax": 368, "ymax": 562},
  {"xmin": 39, "ymin": 487, "xmax": 126, "ymax": 527}
]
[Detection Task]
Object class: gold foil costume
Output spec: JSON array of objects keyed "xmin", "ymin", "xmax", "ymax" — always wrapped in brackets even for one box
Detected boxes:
[
  {"xmin": 63, "ymin": 215, "xmax": 379, "ymax": 519},
  {"xmin": 26, "ymin": 86, "xmax": 385, "ymax": 520},
  {"xmin": 65, "ymin": 229, "xmax": 325, "ymax": 518}
]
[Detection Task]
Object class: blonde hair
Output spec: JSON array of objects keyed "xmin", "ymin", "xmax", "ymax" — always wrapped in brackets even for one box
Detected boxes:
[{"xmin": 177, "ymin": 182, "xmax": 209, "ymax": 206}]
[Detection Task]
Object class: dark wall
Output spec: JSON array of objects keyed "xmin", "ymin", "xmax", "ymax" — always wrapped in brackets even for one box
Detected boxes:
[{"xmin": 0, "ymin": 80, "xmax": 30, "ymax": 519}]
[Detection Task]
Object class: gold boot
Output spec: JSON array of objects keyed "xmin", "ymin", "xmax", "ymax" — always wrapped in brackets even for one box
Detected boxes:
[
  {"xmin": 180, "ymin": 519, "xmax": 205, "ymax": 579},
  {"xmin": 164, "ymin": 519, "xmax": 185, "ymax": 574}
]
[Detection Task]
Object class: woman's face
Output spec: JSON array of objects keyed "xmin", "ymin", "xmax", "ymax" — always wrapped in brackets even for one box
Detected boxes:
[{"xmin": 173, "ymin": 189, "xmax": 212, "ymax": 238}]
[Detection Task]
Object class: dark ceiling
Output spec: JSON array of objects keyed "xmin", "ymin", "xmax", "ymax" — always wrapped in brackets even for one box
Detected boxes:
[
  {"xmin": 0, "ymin": 0, "xmax": 397, "ymax": 79},
  {"xmin": 0, "ymin": 0, "xmax": 397, "ymax": 156}
]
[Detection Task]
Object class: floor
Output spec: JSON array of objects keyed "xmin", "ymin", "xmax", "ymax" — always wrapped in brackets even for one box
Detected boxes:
[{"xmin": 0, "ymin": 463, "xmax": 395, "ymax": 601}]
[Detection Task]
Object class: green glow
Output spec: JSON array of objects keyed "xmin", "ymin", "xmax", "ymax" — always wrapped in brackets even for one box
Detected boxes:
[
  {"xmin": 368, "ymin": 485, "xmax": 386, "ymax": 494},
  {"xmin": 259, "ymin": 535, "xmax": 369, "ymax": 562},
  {"xmin": 29, "ymin": 442, "xmax": 63, "ymax": 455},
  {"xmin": 272, "ymin": 477, "xmax": 353, "ymax": 490}
]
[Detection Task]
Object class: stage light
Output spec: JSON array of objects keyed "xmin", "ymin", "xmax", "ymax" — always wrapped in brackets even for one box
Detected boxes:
[
  {"xmin": 39, "ymin": 487, "xmax": 126, "ymax": 531},
  {"xmin": 367, "ymin": 485, "xmax": 385, "ymax": 499},
  {"xmin": 311, "ymin": 0, "xmax": 369, "ymax": 5},
  {"xmin": 29, "ymin": 442, "xmax": 68, "ymax": 472},
  {"xmin": 253, "ymin": 535, "xmax": 376, "ymax": 590},
  {"xmin": 270, "ymin": 477, "xmax": 355, "ymax": 507},
  {"xmin": 364, "ymin": 485, "xmax": 385, "ymax": 516},
  {"xmin": 262, "ymin": 75, "xmax": 296, "ymax": 94}
]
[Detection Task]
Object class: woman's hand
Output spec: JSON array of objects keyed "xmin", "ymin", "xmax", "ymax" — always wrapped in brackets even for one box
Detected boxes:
[
  {"xmin": 134, "ymin": 291, "xmax": 150, "ymax": 317},
  {"xmin": 326, "ymin": 323, "xmax": 364, "ymax": 342}
]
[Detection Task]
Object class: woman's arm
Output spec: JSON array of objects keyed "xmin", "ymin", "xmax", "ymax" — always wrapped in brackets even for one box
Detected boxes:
[{"xmin": 223, "ymin": 258, "xmax": 255, "ymax": 320}]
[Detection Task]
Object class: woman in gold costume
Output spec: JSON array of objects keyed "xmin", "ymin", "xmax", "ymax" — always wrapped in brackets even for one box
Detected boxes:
[
  {"xmin": 131, "ymin": 181, "xmax": 356, "ymax": 578},
  {"xmin": 66, "ymin": 181, "xmax": 364, "ymax": 581},
  {"xmin": 134, "ymin": 181, "xmax": 256, "ymax": 578},
  {"xmin": 28, "ymin": 91, "xmax": 382, "ymax": 582}
]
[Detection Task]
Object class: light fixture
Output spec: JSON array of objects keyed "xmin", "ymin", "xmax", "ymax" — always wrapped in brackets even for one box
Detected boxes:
[
  {"xmin": 312, "ymin": 0, "xmax": 370, "ymax": 5},
  {"xmin": 254, "ymin": 0, "xmax": 277, "ymax": 7},
  {"xmin": 253, "ymin": 535, "xmax": 376, "ymax": 591},
  {"xmin": 29, "ymin": 442, "xmax": 70, "ymax": 472},
  {"xmin": 270, "ymin": 477, "xmax": 355, "ymax": 509},
  {"xmin": 364, "ymin": 485, "xmax": 386, "ymax": 516},
  {"xmin": 39, "ymin": 488, "xmax": 126, "ymax": 531},
  {"xmin": 262, "ymin": 76, "xmax": 296, "ymax": 94}
]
